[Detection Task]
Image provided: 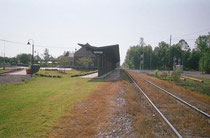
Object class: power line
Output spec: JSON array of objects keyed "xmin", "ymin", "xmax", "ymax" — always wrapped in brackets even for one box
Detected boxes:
[
  {"xmin": 173, "ymin": 27, "xmax": 210, "ymax": 39},
  {"xmin": 0, "ymin": 38, "xmax": 76, "ymax": 49}
]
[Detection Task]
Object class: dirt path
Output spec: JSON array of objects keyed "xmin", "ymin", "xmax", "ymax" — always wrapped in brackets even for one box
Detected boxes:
[
  {"xmin": 46, "ymin": 69, "xmax": 179, "ymax": 138},
  {"xmin": 47, "ymin": 69, "xmax": 137, "ymax": 138}
]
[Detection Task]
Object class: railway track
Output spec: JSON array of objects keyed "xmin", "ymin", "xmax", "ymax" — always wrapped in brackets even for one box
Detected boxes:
[{"xmin": 123, "ymin": 69, "xmax": 210, "ymax": 138}]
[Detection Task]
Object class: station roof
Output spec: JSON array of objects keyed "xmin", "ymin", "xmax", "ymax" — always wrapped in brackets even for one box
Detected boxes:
[{"xmin": 78, "ymin": 43, "xmax": 120, "ymax": 63}]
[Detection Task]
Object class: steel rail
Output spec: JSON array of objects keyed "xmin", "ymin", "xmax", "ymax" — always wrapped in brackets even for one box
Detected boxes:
[
  {"xmin": 137, "ymin": 74, "xmax": 210, "ymax": 118},
  {"xmin": 124, "ymin": 70, "xmax": 182, "ymax": 138}
]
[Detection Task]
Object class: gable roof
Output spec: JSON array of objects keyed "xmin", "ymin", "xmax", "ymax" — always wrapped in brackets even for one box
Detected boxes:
[
  {"xmin": 78, "ymin": 43, "xmax": 120, "ymax": 63},
  {"xmin": 74, "ymin": 46, "xmax": 96, "ymax": 57}
]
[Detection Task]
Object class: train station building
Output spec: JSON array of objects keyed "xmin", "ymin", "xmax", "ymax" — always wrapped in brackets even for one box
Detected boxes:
[{"xmin": 76, "ymin": 43, "xmax": 120, "ymax": 77}]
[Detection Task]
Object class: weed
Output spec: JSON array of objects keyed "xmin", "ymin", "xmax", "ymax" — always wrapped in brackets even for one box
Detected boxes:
[
  {"xmin": 160, "ymin": 72, "xmax": 168, "ymax": 80},
  {"xmin": 170, "ymin": 70, "xmax": 181, "ymax": 82},
  {"xmin": 154, "ymin": 69, "xmax": 159, "ymax": 78}
]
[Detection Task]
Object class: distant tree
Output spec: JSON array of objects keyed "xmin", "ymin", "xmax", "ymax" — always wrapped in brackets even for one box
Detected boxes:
[
  {"xmin": 58, "ymin": 56, "xmax": 70, "ymax": 67},
  {"xmin": 188, "ymin": 49, "xmax": 200, "ymax": 71},
  {"xmin": 124, "ymin": 44, "xmax": 153, "ymax": 69},
  {"xmin": 34, "ymin": 55, "xmax": 41, "ymax": 64},
  {"xmin": 16, "ymin": 54, "xmax": 31, "ymax": 65},
  {"xmin": 178, "ymin": 39, "xmax": 190, "ymax": 51},
  {"xmin": 196, "ymin": 33, "xmax": 210, "ymax": 73},
  {"xmin": 143, "ymin": 45, "xmax": 153, "ymax": 69},
  {"xmin": 124, "ymin": 45, "xmax": 143, "ymax": 69},
  {"xmin": 76, "ymin": 57, "xmax": 93, "ymax": 70},
  {"xmin": 43, "ymin": 48, "xmax": 50, "ymax": 63},
  {"xmin": 124, "ymin": 35, "xmax": 209, "ymax": 72},
  {"xmin": 157, "ymin": 41, "xmax": 170, "ymax": 69},
  {"xmin": 139, "ymin": 37, "xmax": 146, "ymax": 47}
]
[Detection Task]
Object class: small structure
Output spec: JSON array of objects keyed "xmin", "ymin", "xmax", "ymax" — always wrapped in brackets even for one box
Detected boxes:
[{"xmin": 77, "ymin": 43, "xmax": 120, "ymax": 76}]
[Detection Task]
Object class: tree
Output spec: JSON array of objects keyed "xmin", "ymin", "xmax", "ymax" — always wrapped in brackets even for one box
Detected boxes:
[
  {"xmin": 124, "ymin": 35, "xmax": 208, "ymax": 72},
  {"xmin": 188, "ymin": 49, "xmax": 200, "ymax": 71},
  {"xmin": 178, "ymin": 39, "xmax": 190, "ymax": 51},
  {"xmin": 157, "ymin": 41, "xmax": 170, "ymax": 69},
  {"xmin": 124, "ymin": 45, "xmax": 143, "ymax": 69},
  {"xmin": 16, "ymin": 54, "xmax": 31, "ymax": 65},
  {"xmin": 58, "ymin": 56, "xmax": 70, "ymax": 67},
  {"xmin": 43, "ymin": 48, "xmax": 50, "ymax": 63},
  {"xmin": 139, "ymin": 37, "xmax": 145, "ymax": 47},
  {"xmin": 196, "ymin": 33, "xmax": 210, "ymax": 73},
  {"xmin": 76, "ymin": 57, "xmax": 93, "ymax": 69}
]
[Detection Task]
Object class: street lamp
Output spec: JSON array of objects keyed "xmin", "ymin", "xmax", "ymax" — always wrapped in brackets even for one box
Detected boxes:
[{"xmin": 27, "ymin": 39, "xmax": 34, "ymax": 76}]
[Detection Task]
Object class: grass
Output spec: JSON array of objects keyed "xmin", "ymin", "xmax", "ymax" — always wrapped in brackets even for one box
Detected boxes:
[
  {"xmin": 150, "ymin": 71, "xmax": 210, "ymax": 96},
  {"xmin": 0, "ymin": 69, "xmax": 10, "ymax": 74},
  {"xmin": 0, "ymin": 69, "xmax": 103, "ymax": 137},
  {"xmin": 175, "ymin": 77, "xmax": 210, "ymax": 96}
]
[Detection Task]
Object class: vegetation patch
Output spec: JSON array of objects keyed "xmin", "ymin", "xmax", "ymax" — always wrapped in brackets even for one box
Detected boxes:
[
  {"xmin": 0, "ymin": 69, "xmax": 10, "ymax": 74},
  {"xmin": 151, "ymin": 70, "xmax": 210, "ymax": 96},
  {"xmin": 0, "ymin": 70, "xmax": 103, "ymax": 137},
  {"xmin": 35, "ymin": 73, "xmax": 62, "ymax": 78},
  {"xmin": 175, "ymin": 77, "xmax": 210, "ymax": 96}
]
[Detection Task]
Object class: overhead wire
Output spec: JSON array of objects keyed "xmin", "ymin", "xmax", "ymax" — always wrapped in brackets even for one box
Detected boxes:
[
  {"xmin": 173, "ymin": 27, "xmax": 210, "ymax": 39},
  {"xmin": 0, "ymin": 38, "xmax": 76, "ymax": 49}
]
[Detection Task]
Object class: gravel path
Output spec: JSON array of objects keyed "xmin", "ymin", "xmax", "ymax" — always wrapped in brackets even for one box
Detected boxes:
[
  {"xmin": 97, "ymin": 88, "xmax": 137, "ymax": 138},
  {"xmin": 97, "ymin": 69, "xmax": 137, "ymax": 138},
  {"xmin": 0, "ymin": 69, "xmax": 31, "ymax": 85},
  {"xmin": 0, "ymin": 75, "xmax": 31, "ymax": 85}
]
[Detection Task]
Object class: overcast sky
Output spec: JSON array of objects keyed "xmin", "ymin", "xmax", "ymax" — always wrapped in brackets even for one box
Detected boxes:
[{"xmin": 0, "ymin": 0, "xmax": 210, "ymax": 63}]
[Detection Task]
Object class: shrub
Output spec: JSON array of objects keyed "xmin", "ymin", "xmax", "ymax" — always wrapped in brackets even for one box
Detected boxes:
[
  {"xmin": 160, "ymin": 72, "xmax": 168, "ymax": 80},
  {"xmin": 170, "ymin": 70, "xmax": 181, "ymax": 82},
  {"xmin": 154, "ymin": 69, "xmax": 159, "ymax": 78}
]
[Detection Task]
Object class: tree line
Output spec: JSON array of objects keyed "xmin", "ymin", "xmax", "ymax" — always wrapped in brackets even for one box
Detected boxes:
[
  {"xmin": 124, "ymin": 33, "xmax": 210, "ymax": 73},
  {"xmin": 0, "ymin": 48, "xmax": 73, "ymax": 67}
]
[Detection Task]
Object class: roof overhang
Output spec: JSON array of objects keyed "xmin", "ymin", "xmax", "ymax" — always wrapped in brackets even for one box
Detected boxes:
[{"xmin": 78, "ymin": 43, "xmax": 120, "ymax": 63}]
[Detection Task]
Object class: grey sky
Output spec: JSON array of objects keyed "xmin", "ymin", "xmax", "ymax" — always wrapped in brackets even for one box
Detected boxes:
[{"xmin": 0, "ymin": 0, "xmax": 210, "ymax": 63}]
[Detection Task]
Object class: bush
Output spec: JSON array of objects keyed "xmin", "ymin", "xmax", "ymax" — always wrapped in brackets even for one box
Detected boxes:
[
  {"xmin": 35, "ymin": 73, "xmax": 61, "ymax": 78},
  {"xmin": 154, "ymin": 69, "xmax": 159, "ymax": 78},
  {"xmin": 160, "ymin": 72, "xmax": 168, "ymax": 80},
  {"xmin": 170, "ymin": 70, "xmax": 181, "ymax": 82}
]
